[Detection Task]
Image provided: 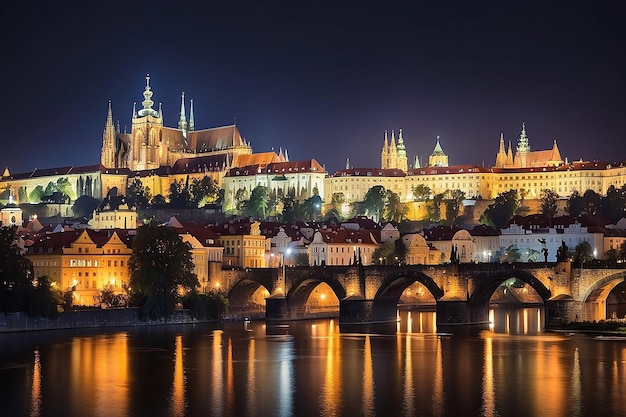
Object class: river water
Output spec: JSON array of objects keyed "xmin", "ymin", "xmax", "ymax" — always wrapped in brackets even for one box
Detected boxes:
[{"xmin": 1, "ymin": 308, "xmax": 625, "ymax": 417}]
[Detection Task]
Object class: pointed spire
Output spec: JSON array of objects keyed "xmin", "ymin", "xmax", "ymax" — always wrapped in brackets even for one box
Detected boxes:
[
  {"xmin": 137, "ymin": 74, "xmax": 158, "ymax": 117},
  {"xmin": 414, "ymin": 155, "xmax": 420, "ymax": 169},
  {"xmin": 116, "ymin": 120, "xmax": 120, "ymax": 134},
  {"xmin": 383, "ymin": 130, "xmax": 389, "ymax": 149},
  {"xmin": 284, "ymin": 149, "xmax": 289, "ymax": 162},
  {"xmin": 346, "ymin": 158, "xmax": 350, "ymax": 169},
  {"xmin": 178, "ymin": 91, "xmax": 188, "ymax": 134},
  {"xmin": 189, "ymin": 99, "xmax": 195, "ymax": 131},
  {"xmin": 158, "ymin": 102, "xmax": 163, "ymax": 119},
  {"xmin": 132, "ymin": 102, "xmax": 137, "ymax": 119}
]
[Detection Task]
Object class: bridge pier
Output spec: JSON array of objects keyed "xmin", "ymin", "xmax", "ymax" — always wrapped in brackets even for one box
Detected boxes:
[
  {"xmin": 545, "ymin": 299, "xmax": 604, "ymax": 326},
  {"xmin": 436, "ymin": 300, "xmax": 490, "ymax": 333},
  {"xmin": 339, "ymin": 297, "xmax": 398, "ymax": 324},
  {"xmin": 265, "ymin": 295, "xmax": 288, "ymax": 320}
]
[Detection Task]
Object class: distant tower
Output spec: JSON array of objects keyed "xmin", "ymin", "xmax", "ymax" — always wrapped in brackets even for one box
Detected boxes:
[
  {"xmin": 428, "ymin": 136, "xmax": 448, "ymax": 167},
  {"xmin": 129, "ymin": 74, "xmax": 164, "ymax": 170},
  {"xmin": 381, "ymin": 130, "xmax": 390, "ymax": 169},
  {"xmin": 388, "ymin": 130, "xmax": 398, "ymax": 169},
  {"xmin": 178, "ymin": 91, "xmax": 188, "ymax": 139},
  {"xmin": 396, "ymin": 129, "xmax": 408, "ymax": 172},
  {"xmin": 100, "ymin": 101, "xmax": 116, "ymax": 168},
  {"xmin": 494, "ymin": 133, "xmax": 507, "ymax": 168},
  {"xmin": 515, "ymin": 122, "xmax": 530, "ymax": 168}
]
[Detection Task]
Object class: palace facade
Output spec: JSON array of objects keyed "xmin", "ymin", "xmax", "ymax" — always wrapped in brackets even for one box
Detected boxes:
[{"xmin": 325, "ymin": 124, "xmax": 626, "ymax": 214}]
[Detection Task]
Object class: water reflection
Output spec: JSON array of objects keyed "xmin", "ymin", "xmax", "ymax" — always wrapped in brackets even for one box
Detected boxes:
[
  {"xmin": 30, "ymin": 348, "xmax": 41, "ymax": 417},
  {"xmin": 170, "ymin": 335, "xmax": 186, "ymax": 417},
  {"xmin": 5, "ymin": 310, "xmax": 626, "ymax": 417},
  {"xmin": 321, "ymin": 318, "xmax": 341, "ymax": 416},
  {"xmin": 481, "ymin": 336, "xmax": 497, "ymax": 417}
]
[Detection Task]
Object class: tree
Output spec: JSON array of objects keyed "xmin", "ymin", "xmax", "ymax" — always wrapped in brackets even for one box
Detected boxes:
[
  {"xmin": 600, "ymin": 184, "xmax": 626, "ymax": 223},
  {"xmin": 72, "ymin": 195, "xmax": 101, "ymax": 218},
  {"xmin": 168, "ymin": 180, "xmax": 192, "ymax": 209},
  {"xmin": 128, "ymin": 223, "xmax": 199, "ymax": 321},
  {"xmin": 383, "ymin": 189, "xmax": 407, "ymax": 223},
  {"xmin": 29, "ymin": 185, "xmax": 45, "ymax": 203},
  {"xmin": 362, "ymin": 186, "xmax": 386, "ymax": 222},
  {"xmin": 234, "ymin": 188, "xmax": 249, "ymax": 214},
  {"xmin": 242, "ymin": 185, "xmax": 270, "ymax": 219},
  {"xmin": 151, "ymin": 194, "xmax": 167, "ymax": 208},
  {"xmin": 480, "ymin": 189, "xmax": 519, "ymax": 231},
  {"xmin": 301, "ymin": 194, "xmax": 323, "ymax": 221},
  {"xmin": 56, "ymin": 177, "xmax": 75, "ymax": 201},
  {"xmin": 0, "ymin": 226, "xmax": 34, "ymax": 313},
  {"xmin": 412, "ymin": 184, "xmax": 431, "ymax": 201},
  {"xmin": 427, "ymin": 192, "xmax": 445, "ymax": 222},
  {"xmin": 189, "ymin": 176, "xmax": 220, "ymax": 208},
  {"xmin": 183, "ymin": 291, "xmax": 229, "ymax": 320},
  {"xmin": 444, "ymin": 189, "xmax": 465, "ymax": 224},
  {"xmin": 373, "ymin": 241, "xmax": 396, "ymax": 265},
  {"xmin": 325, "ymin": 193, "xmax": 346, "ymax": 222},
  {"xmin": 581, "ymin": 189, "xmax": 601, "ymax": 216},
  {"xmin": 267, "ymin": 189, "xmax": 280, "ymax": 218},
  {"xmin": 539, "ymin": 189, "xmax": 559, "ymax": 219},
  {"xmin": 573, "ymin": 241, "xmax": 593, "ymax": 265},
  {"xmin": 567, "ymin": 190, "xmax": 584, "ymax": 217},
  {"xmin": 24, "ymin": 275, "xmax": 63, "ymax": 318},
  {"xmin": 281, "ymin": 195, "xmax": 301, "ymax": 222},
  {"xmin": 493, "ymin": 244, "xmax": 521, "ymax": 263},
  {"xmin": 126, "ymin": 177, "xmax": 151, "ymax": 210}
]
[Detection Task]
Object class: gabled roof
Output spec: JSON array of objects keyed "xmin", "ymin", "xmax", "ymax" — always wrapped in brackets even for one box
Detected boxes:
[{"xmin": 315, "ymin": 228, "xmax": 378, "ymax": 245}]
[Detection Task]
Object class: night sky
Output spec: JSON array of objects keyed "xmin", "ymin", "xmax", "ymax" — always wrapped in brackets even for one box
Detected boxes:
[{"xmin": 1, "ymin": 2, "xmax": 624, "ymax": 175}]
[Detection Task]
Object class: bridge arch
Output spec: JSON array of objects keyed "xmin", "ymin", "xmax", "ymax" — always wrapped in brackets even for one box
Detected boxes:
[
  {"xmin": 469, "ymin": 270, "xmax": 551, "ymax": 307},
  {"xmin": 286, "ymin": 272, "xmax": 347, "ymax": 315},
  {"xmin": 579, "ymin": 271, "xmax": 626, "ymax": 303},
  {"xmin": 228, "ymin": 279, "xmax": 271, "ymax": 317},
  {"xmin": 370, "ymin": 269, "xmax": 444, "ymax": 323}
]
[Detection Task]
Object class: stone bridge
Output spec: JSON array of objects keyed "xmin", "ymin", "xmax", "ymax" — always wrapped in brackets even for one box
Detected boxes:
[{"xmin": 209, "ymin": 261, "xmax": 626, "ymax": 329}]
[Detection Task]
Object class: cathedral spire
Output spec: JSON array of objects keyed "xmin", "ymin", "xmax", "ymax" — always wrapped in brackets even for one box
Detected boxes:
[
  {"xmin": 178, "ymin": 91, "xmax": 188, "ymax": 135},
  {"xmin": 189, "ymin": 99, "xmax": 195, "ymax": 131},
  {"xmin": 101, "ymin": 101, "xmax": 116, "ymax": 168},
  {"xmin": 137, "ymin": 74, "xmax": 158, "ymax": 117}
]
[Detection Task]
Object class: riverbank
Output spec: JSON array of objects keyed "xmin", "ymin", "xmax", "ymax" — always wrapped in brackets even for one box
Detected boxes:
[
  {"xmin": 548, "ymin": 320, "xmax": 626, "ymax": 336},
  {"xmin": 0, "ymin": 308, "xmax": 217, "ymax": 333}
]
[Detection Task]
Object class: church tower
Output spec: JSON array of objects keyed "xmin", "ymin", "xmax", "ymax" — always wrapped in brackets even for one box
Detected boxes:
[
  {"xmin": 388, "ymin": 131, "xmax": 398, "ymax": 169},
  {"xmin": 381, "ymin": 130, "xmax": 390, "ymax": 169},
  {"xmin": 100, "ymin": 101, "xmax": 116, "ymax": 168},
  {"xmin": 515, "ymin": 122, "xmax": 530, "ymax": 168},
  {"xmin": 130, "ymin": 74, "xmax": 164, "ymax": 171},
  {"xmin": 494, "ymin": 133, "xmax": 507, "ymax": 168},
  {"xmin": 428, "ymin": 136, "xmax": 448, "ymax": 167},
  {"xmin": 396, "ymin": 129, "xmax": 408, "ymax": 172}
]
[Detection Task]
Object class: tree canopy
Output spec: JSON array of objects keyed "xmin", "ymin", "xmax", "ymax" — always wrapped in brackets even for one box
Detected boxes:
[{"xmin": 128, "ymin": 223, "xmax": 199, "ymax": 321}]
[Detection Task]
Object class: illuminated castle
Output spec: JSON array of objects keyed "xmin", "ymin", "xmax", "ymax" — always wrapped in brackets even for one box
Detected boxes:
[{"xmin": 101, "ymin": 74, "xmax": 253, "ymax": 172}]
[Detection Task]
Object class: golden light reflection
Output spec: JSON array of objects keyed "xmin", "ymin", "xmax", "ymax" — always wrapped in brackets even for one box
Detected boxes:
[
  {"xmin": 170, "ymin": 335, "xmax": 186, "ymax": 417},
  {"xmin": 533, "ymin": 342, "xmax": 565, "ymax": 416},
  {"xmin": 362, "ymin": 335, "xmax": 376, "ymax": 417},
  {"xmin": 69, "ymin": 334, "xmax": 129, "ymax": 416},
  {"xmin": 523, "ymin": 309, "xmax": 528, "ymax": 334},
  {"xmin": 321, "ymin": 320, "xmax": 341, "ymax": 416},
  {"xmin": 432, "ymin": 338, "xmax": 444, "ymax": 417},
  {"xmin": 247, "ymin": 338, "xmax": 257, "ymax": 417},
  {"xmin": 226, "ymin": 338, "xmax": 234, "ymax": 416},
  {"xmin": 30, "ymin": 349, "xmax": 42, "ymax": 417},
  {"xmin": 211, "ymin": 330, "xmax": 224, "ymax": 416},
  {"xmin": 489, "ymin": 309, "xmax": 495, "ymax": 331},
  {"xmin": 570, "ymin": 348, "xmax": 582, "ymax": 417},
  {"xmin": 407, "ymin": 311, "xmax": 413, "ymax": 334},
  {"xmin": 401, "ymin": 332, "xmax": 414, "ymax": 417},
  {"xmin": 481, "ymin": 337, "xmax": 496, "ymax": 417}
]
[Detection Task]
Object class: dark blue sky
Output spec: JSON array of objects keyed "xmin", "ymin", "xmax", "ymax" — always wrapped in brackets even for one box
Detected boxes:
[{"xmin": 1, "ymin": 1, "xmax": 624, "ymax": 175}]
